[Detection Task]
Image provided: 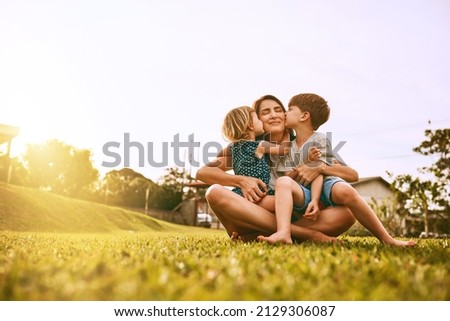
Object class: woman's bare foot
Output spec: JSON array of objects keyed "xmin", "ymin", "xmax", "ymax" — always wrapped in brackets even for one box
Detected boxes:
[
  {"xmin": 230, "ymin": 231, "xmax": 262, "ymax": 243},
  {"xmin": 257, "ymin": 231, "xmax": 293, "ymax": 244},
  {"xmin": 232, "ymin": 230, "xmax": 340, "ymax": 245},
  {"xmin": 230, "ymin": 232, "xmax": 241, "ymax": 242},
  {"xmin": 306, "ymin": 230, "xmax": 339, "ymax": 244},
  {"xmin": 383, "ymin": 238, "xmax": 416, "ymax": 247}
]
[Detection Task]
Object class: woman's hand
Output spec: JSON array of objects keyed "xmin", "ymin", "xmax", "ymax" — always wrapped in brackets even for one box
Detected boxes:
[
  {"xmin": 293, "ymin": 161, "xmax": 323, "ymax": 186},
  {"xmin": 238, "ymin": 176, "xmax": 267, "ymax": 203}
]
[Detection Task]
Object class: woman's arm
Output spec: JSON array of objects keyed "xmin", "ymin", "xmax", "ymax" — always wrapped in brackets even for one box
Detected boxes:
[
  {"xmin": 322, "ymin": 160, "xmax": 359, "ymax": 181},
  {"xmin": 196, "ymin": 156, "xmax": 239, "ymax": 186},
  {"xmin": 196, "ymin": 154, "xmax": 268, "ymax": 202},
  {"xmin": 292, "ymin": 160, "xmax": 359, "ymax": 186}
]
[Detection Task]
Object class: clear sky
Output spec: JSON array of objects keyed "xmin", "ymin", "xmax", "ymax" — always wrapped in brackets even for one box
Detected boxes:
[{"xmin": 1, "ymin": 0, "xmax": 449, "ymax": 182}]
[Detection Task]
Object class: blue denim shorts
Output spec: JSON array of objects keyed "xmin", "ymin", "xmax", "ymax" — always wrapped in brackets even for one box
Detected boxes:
[
  {"xmin": 290, "ymin": 177, "xmax": 347, "ymax": 222},
  {"xmin": 291, "ymin": 184, "xmax": 311, "ymax": 222},
  {"xmin": 320, "ymin": 176, "xmax": 346, "ymax": 208}
]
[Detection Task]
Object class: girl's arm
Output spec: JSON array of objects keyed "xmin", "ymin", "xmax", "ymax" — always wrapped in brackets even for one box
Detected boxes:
[
  {"xmin": 308, "ymin": 146, "xmax": 321, "ymax": 162},
  {"xmin": 255, "ymin": 141, "xmax": 290, "ymax": 158}
]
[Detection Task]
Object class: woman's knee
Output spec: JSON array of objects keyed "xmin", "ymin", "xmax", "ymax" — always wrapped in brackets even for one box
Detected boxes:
[
  {"xmin": 205, "ymin": 184, "xmax": 229, "ymax": 206},
  {"xmin": 339, "ymin": 207, "xmax": 356, "ymax": 226}
]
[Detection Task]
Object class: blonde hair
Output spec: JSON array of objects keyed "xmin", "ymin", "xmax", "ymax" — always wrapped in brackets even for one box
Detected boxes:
[{"xmin": 222, "ymin": 106, "xmax": 255, "ymax": 142}]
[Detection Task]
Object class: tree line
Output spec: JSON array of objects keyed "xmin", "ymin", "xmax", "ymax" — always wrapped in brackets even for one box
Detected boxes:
[{"xmin": 4, "ymin": 139, "xmax": 195, "ymax": 211}]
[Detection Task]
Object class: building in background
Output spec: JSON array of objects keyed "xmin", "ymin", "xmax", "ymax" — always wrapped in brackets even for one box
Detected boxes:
[
  {"xmin": 351, "ymin": 176, "xmax": 394, "ymax": 204},
  {"xmin": 0, "ymin": 124, "xmax": 19, "ymax": 183}
]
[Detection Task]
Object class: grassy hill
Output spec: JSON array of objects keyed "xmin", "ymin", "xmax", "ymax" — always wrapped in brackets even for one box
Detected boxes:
[{"xmin": 0, "ymin": 182, "xmax": 189, "ymax": 233}]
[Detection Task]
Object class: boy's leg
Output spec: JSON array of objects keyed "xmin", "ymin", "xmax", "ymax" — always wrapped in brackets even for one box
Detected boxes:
[
  {"xmin": 330, "ymin": 182, "xmax": 415, "ymax": 247},
  {"xmin": 257, "ymin": 176, "xmax": 307, "ymax": 244}
]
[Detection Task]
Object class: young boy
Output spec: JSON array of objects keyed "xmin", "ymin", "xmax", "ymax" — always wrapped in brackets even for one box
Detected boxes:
[{"xmin": 258, "ymin": 93, "xmax": 415, "ymax": 247}]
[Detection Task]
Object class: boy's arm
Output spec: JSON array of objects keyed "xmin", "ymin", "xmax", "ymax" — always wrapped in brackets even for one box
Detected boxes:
[
  {"xmin": 303, "ymin": 174, "xmax": 323, "ymax": 220},
  {"xmin": 255, "ymin": 141, "xmax": 290, "ymax": 158},
  {"xmin": 310, "ymin": 174, "xmax": 323, "ymax": 203}
]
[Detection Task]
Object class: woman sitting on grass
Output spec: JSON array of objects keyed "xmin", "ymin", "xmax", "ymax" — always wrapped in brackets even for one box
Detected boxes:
[{"xmin": 197, "ymin": 95, "xmax": 357, "ymax": 243}]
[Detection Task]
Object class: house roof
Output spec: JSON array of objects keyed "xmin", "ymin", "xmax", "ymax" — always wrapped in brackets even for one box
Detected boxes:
[
  {"xmin": 351, "ymin": 176, "xmax": 391, "ymax": 188},
  {"xmin": 0, "ymin": 124, "xmax": 20, "ymax": 144}
]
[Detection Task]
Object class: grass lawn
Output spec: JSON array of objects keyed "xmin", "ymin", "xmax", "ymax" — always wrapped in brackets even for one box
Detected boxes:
[
  {"xmin": 1, "ymin": 231, "xmax": 448, "ymax": 301},
  {"xmin": 1, "ymin": 183, "xmax": 448, "ymax": 301}
]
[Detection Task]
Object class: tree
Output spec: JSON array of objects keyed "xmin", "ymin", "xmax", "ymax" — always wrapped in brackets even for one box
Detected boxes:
[
  {"xmin": 414, "ymin": 129, "xmax": 450, "ymax": 184},
  {"xmin": 22, "ymin": 139, "xmax": 99, "ymax": 197},
  {"xmin": 100, "ymin": 167, "xmax": 195, "ymax": 211},
  {"xmin": 390, "ymin": 129, "xmax": 450, "ymax": 236},
  {"xmin": 102, "ymin": 168, "xmax": 157, "ymax": 208},
  {"xmin": 6, "ymin": 156, "xmax": 31, "ymax": 186},
  {"xmin": 370, "ymin": 197, "xmax": 405, "ymax": 236},
  {"xmin": 155, "ymin": 167, "xmax": 195, "ymax": 210}
]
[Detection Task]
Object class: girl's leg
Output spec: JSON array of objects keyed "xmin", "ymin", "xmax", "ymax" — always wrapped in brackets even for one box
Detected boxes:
[
  {"xmin": 256, "ymin": 195, "xmax": 275, "ymax": 213},
  {"xmin": 205, "ymin": 184, "xmax": 337, "ymax": 243},
  {"xmin": 330, "ymin": 183, "xmax": 415, "ymax": 247},
  {"xmin": 258, "ymin": 176, "xmax": 306, "ymax": 244}
]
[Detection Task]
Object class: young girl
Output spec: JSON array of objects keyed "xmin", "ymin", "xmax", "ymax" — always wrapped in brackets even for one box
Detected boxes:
[{"xmin": 222, "ymin": 106, "xmax": 321, "ymax": 217}]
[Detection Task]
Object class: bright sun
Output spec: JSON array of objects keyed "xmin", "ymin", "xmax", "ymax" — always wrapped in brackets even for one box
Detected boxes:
[{"xmin": 0, "ymin": 42, "xmax": 99, "ymax": 158}]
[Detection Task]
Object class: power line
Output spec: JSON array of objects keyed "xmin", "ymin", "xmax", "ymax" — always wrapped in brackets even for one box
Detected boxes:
[
  {"xmin": 349, "ymin": 154, "xmax": 423, "ymax": 162},
  {"xmin": 341, "ymin": 118, "xmax": 450, "ymax": 138}
]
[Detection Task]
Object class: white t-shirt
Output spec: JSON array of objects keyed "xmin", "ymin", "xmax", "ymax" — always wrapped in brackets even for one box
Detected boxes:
[{"xmin": 267, "ymin": 132, "xmax": 337, "ymax": 189}]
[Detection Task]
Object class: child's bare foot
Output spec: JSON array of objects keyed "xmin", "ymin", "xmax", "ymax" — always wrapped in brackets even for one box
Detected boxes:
[
  {"xmin": 383, "ymin": 238, "xmax": 416, "ymax": 247},
  {"xmin": 257, "ymin": 231, "xmax": 293, "ymax": 244}
]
